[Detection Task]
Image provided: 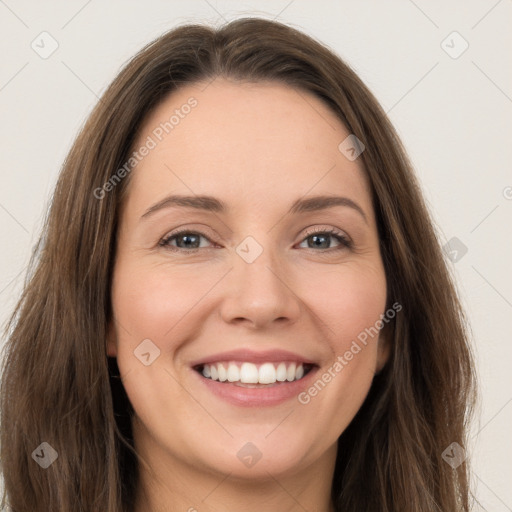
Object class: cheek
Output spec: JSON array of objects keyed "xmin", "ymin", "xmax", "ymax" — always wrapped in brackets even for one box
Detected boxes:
[
  {"xmin": 111, "ymin": 261, "xmax": 219, "ymax": 344},
  {"xmin": 296, "ymin": 265, "xmax": 386, "ymax": 425},
  {"xmin": 110, "ymin": 262, "xmax": 212, "ymax": 437},
  {"xmin": 306, "ymin": 264, "xmax": 387, "ymax": 347},
  {"xmin": 112, "ymin": 256, "xmax": 387, "ymax": 367}
]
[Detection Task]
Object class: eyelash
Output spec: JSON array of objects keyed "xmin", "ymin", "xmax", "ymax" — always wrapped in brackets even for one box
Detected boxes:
[{"xmin": 158, "ymin": 226, "xmax": 353, "ymax": 254}]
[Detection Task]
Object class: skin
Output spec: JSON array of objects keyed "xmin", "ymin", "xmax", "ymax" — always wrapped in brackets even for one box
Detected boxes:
[{"xmin": 107, "ymin": 77, "xmax": 390, "ymax": 512}]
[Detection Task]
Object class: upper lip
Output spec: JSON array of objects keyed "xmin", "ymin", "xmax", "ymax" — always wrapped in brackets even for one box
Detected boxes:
[{"xmin": 189, "ymin": 348, "xmax": 318, "ymax": 368}]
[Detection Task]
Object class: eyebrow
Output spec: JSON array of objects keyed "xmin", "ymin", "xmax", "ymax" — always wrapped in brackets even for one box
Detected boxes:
[{"xmin": 140, "ymin": 194, "xmax": 368, "ymax": 223}]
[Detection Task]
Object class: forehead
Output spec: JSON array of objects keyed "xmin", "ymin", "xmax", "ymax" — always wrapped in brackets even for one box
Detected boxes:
[{"xmin": 125, "ymin": 78, "xmax": 372, "ymax": 219}]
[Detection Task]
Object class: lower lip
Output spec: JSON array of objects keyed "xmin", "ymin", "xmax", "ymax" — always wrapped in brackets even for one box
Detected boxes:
[{"xmin": 192, "ymin": 366, "xmax": 319, "ymax": 407}]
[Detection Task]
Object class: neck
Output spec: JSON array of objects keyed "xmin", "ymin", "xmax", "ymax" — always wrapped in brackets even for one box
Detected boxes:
[
  {"xmin": 135, "ymin": 469, "xmax": 336, "ymax": 512},
  {"xmin": 132, "ymin": 422, "xmax": 337, "ymax": 512}
]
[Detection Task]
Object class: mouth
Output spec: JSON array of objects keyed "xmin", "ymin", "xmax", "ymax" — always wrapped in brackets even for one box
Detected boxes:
[
  {"xmin": 193, "ymin": 361, "xmax": 315, "ymax": 387},
  {"xmin": 189, "ymin": 348, "xmax": 320, "ymax": 406},
  {"xmin": 189, "ymin": 349, "xmax": 320, "ymax": 407}
]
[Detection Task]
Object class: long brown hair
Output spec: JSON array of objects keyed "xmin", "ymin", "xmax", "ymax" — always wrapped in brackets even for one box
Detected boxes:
[{"xmin": 1, "ymin": 17, "xmax": 477, "ymax": 511}]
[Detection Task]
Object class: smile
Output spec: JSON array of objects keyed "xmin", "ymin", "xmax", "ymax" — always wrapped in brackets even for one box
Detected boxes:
[
  {"xmin": 195, "ymin": 361, "xmax": 313, "ymax": 386},
  {"xmin": 190, "ymin": 349, "xmax": 320, "ymax": 407}
]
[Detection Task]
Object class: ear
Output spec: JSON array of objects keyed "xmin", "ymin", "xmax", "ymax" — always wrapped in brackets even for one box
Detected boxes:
[
  {"xmin": 106, "ymin": 320, "xmax": 117, "ymax": 357},
  {"xmin": 375, "ymin": 322, "xmax": 392, "ymax": 373}
]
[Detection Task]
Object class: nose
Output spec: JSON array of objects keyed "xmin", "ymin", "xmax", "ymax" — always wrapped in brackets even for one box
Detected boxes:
[{"xmin": 219, "ymin": 243, "xmax": 302, "ymax": 330}]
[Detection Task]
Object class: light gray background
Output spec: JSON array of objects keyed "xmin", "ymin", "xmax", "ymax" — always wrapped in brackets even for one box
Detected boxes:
[{"xmin": 1, "ymin": 1, "xmax": 511, "ymax": 509}]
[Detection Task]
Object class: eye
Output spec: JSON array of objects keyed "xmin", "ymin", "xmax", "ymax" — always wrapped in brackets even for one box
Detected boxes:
[
  {"xmin": 158, "ymin": 226, "xmax": 352, "ymax": 253},
  {"xmin": 298, "ymin": 227, "xmax": 352, "ymax": 251},
  {"xmin": 159, "ymin": 229, "xmax": 213, "ymax": 252}
]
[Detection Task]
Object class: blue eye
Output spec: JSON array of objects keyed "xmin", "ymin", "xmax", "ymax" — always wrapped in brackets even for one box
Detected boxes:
[
  {"xmin": 299, "ymin": 227, "xmax": 352, "ymax": 251},
  {"xmin": 159, "ymin": 230, "xmax": 210, "ymax": 251},
  {"xmin": 159, "ymin": 227, "xmax": 352, "ymax": 253}
]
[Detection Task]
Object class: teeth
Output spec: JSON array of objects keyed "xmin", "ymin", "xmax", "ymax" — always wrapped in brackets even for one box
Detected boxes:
[
  {"xmin": 286, "ymin": 362, "xmax": 296, "ymax": 382},
  {"xmin": 217, "ymin": 363, "xmax": 227, "ymax": 382},
  {"xmin": 240, "ymin": 362, "xmax": 259, "ymax": 383},
  {"xmin": 258, "ymin": 363, "xmax": 276, "ymax": 384},
  {"xmin": 227, "ymin": 364, "xmax": 240, "ymax": 382},
  {"xmin": 276, "ymin": 362, "xmax": 287, "ymax": 382},
  {"xmin": 200, "ymin": 361, "xmax": 307, "ymax": 384}
]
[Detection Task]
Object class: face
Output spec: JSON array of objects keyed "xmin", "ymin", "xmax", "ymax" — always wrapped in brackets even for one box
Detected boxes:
[{"xmin": 107, "ymin": 78, "xmax": 389, "ymax": 484}]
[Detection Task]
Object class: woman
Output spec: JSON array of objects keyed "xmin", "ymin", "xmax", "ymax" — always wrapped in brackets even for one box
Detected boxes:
[{"xmin": 0, "ymin": 17, "xmax": 477, "ymax": 511}]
